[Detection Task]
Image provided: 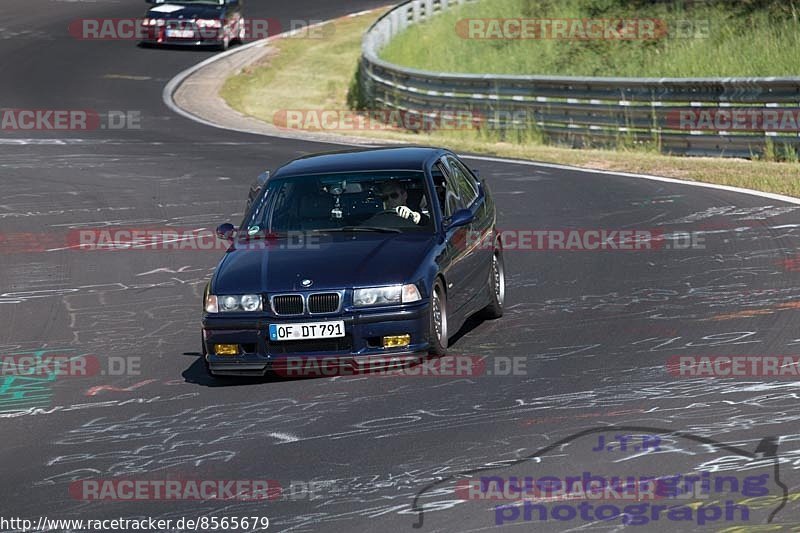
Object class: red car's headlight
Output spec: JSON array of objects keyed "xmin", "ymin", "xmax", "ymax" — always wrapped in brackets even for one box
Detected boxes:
[{"xmin": 196, "ymin": 19, "xmax": 223, "ymax": 29}]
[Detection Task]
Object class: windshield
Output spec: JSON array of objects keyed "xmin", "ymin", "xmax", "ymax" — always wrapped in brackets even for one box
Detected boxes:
[
  {"xmin": 243, "ymin": 171, "xmax": 435, "ymax": 235},
  {"xmin": 151, "ymin": 0, "xmax": 224, "ymax": 5}
]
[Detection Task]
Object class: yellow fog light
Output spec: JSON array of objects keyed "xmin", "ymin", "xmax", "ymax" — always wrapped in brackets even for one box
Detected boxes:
[
  {"xmin": 383, "ymin": 335, "xmax": 411, "ymax": 348},
  {"xmin": 215, "ymin": 344, "xmax": 239, "ymax": 356}
]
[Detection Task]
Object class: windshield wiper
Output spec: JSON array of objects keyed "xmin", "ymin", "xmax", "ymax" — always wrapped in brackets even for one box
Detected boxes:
[{"xmin": 314, "ymin": 227, "xmax": 402, "ymax": 234}]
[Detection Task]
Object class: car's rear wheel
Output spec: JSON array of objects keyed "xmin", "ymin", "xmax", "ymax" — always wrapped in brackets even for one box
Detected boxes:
[
  {"xmin": 482, "ymin": 249, "xmax": 505, "ymax": 319},
  {"xmin": 429, "ymin": 280, "xmax": 448, "ymax": 355}
]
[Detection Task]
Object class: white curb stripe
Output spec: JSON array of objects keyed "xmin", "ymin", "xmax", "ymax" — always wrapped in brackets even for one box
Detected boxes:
[{"xmin": 459, "ymin": 154, "xmax": 800, "ymax": 205}]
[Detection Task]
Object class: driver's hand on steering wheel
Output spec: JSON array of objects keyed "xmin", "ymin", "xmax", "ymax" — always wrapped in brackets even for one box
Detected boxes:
[{"xmin": 396, "ymin": 206, "xmax": 422, "ymax": 225}]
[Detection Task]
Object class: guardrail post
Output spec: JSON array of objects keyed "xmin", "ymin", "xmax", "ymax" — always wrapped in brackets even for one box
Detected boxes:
[
  {"xmin": 411, "ymin": 0, "xmax": 422, "ymax": 22},
  {"xmin": 423, "ymin": 0, "xmax": 434, "ymax": 19}
]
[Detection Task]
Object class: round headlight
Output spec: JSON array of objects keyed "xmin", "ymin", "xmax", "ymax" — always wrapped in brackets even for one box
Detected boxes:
[
  {"xmin": 380, "ymin": 286, "xmax": 401, "ymax": 303},
  {"xmin": 240, "ymin": 294, "xmax": 261, "ymax": 312},
  {"xmin": 220, "ymin": 295, "xmax": 239, "ymax": 311},
  {"xmin": 359, "ymin": 291, "xmax": 377, "ymax": 305}
]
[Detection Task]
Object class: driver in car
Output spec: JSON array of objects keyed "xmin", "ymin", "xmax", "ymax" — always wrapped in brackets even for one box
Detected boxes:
[{"xmin": 381, "ymin": 182, "xmax": 428, "ymax": 226}]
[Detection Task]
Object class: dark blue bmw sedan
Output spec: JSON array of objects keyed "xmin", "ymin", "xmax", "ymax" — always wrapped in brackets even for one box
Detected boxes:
[{"xmin": 202, "ymin": 147, "xmax": 505, "ymax": 377}]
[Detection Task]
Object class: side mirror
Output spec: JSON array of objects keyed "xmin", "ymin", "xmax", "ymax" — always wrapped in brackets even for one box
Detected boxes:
[
  {"xmin": 471, "ymin": 168, "xmax": 481, "ymax": 178},
  {"xmin": 216, "ymin": 223, "xmax": 236, "ymax": 241},
  {"xmin": 446, "ymin": 209, "xmax": 474, "ymax": 229}
]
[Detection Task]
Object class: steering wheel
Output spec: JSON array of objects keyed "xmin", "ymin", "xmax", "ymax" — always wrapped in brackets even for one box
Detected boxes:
[{"xmin": 366, "ymin": 208, "xmax": 417, "ymax": 227}]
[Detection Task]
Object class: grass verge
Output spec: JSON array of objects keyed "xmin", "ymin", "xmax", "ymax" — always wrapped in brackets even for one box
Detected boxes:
[
  {"xmin": 381, "ymin": 0, "xmax": 800, "ymax": 77},
  {"xmin": 220, "ymin": 8, "xmax": 800, "ymax": 198}
]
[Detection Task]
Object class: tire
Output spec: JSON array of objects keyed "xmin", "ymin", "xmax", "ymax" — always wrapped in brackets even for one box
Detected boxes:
[
  {"xmin": 481, "ymin": 249, "xmax": 505, "ymax": 319},
  {"xmin": 428, "ymin": 279, "xmax": 448, "ymax": 355},
  {"xmin": 202, "ymin": 333, "xmax": 215, "ymax": 377},
  {"xmin": 217, "ymin": 34, "xmax": 230, "ymax": 51}
]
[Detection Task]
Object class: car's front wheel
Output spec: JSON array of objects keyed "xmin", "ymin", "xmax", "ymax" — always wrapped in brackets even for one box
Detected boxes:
[
  {"xmin": 202, "ymin": 333, "xmax": 215, "ymax": 377},
  {"xmin": 428, "ymin": 279, "xmax": 448, "ymax": 355},
  {"xmin": 481, "ymin": 249, "xmax": 505, "ymax": 319},
  {"xmin": 217, "ymin": 33, "xmax": 230, "ymax": 51}
]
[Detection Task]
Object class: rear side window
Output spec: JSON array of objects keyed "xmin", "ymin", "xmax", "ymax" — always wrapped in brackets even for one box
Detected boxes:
[
  {"xmin": 432, "ymin": 162, "xmax": 453, "ymax": 216},
  {"xmin": 445, "ymin": 156, "xmax": 479, "ymax": 207},
  {"xmin": 436, "ymin": 161, "xmax": 464, "ymax": 217}
]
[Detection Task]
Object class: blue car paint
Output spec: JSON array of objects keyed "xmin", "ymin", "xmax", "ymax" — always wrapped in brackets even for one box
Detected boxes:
[{"xmin": 202, "ymin": 147, "xmax": 498, "ymax": 376}]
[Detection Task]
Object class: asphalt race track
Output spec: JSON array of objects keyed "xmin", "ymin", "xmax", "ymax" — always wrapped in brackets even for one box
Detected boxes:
[{"xmin": 2, "ymin": 1, "xmax": 800, "ymax": 532}]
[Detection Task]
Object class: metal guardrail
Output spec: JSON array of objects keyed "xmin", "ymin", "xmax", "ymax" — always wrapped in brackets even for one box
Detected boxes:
[{"xmin": 360, "ymin": 0, "xmax": 800, "ymax": 158}]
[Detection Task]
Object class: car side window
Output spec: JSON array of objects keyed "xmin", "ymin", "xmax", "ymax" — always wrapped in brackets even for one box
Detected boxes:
[
  {"xmin": 436, "ymin": 160, "xmax": 464, "ymax": 217},
  {"xmin": 265, "ymin": 182, "xmax": 291, "ymax": 232},
  {"xmin": 445, "ymin": 156, "xmax": 479, "ymax": 208},
  {"xmin": 452, "ymin": 158, "xmax": 480, "ymax": 197}
]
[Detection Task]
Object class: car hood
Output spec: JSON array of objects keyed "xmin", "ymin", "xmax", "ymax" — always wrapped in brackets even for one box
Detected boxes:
[
  {"xmin": 212, "ymin": 233, "xmax": 437, "ymax": 294},
  {"xmin": 145, "ymin": 3, "xmax": 224, "ymax": 20}
]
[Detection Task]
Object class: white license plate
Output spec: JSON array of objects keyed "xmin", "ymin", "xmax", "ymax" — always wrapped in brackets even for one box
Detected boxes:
[
  {"xmin": 166, "ymin": 29, "xmax": 195, "ymax": 38},
  {"xmin": 269, "ymin": 321, "xmax": 345, "ymax": 341}
]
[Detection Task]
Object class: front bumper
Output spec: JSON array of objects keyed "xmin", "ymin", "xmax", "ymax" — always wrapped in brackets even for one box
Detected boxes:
[
  {"xmin": 140, "ymin": 27, "xmax": 226, "ymax": 46},
  {"xmin": 202, "ymin": 303, "xmax": 430, "ymax": 377}
]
